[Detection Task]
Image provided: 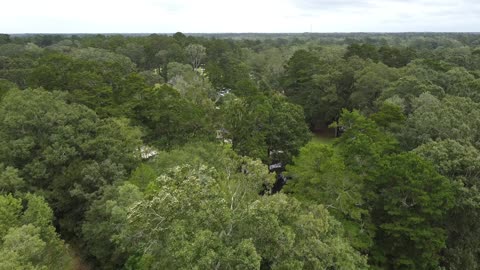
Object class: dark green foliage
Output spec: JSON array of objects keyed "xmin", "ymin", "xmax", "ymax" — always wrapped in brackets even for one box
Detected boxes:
[
  {"xmin": 345, "ymin": 44, "xmax": 415, "ymax": 67},
  {"xmin": 135, "ymin": 84, "xmax": 215, "ymax": 149},
  {"xmin": 0, "ymin": 34, "xmax": 10, "ymax": 45},
  {"xmin": 1, "ymin": 32, "xmax": 480, "ymax": 269},
  {"xmin": 331, "ymin": 110, "xmax": 455, "ymax": 268},
  {"xmin": 370, "ymin": 153, "xmax": 454, "ymax": 269},
  {"xmin": 414, "ymin": 140, "xmax": 480, "ymax": 269},
  {"xmin": 28, "ymin": 50, "xmax": 144, "ymax": 117},
  {"xmin": 345, "ymin": 43, "xmax": 380, "ymax": 62},
  {"xmin": 223, "ymin": 93, "xmax": 311, "ymax": 164},
  {"xmin": 0, "ymin": 89, "xmax": 142, "ymax": 235},
  {"xmin": 371, "ymin": 102, "xmax": 406, "ymax": 133}
]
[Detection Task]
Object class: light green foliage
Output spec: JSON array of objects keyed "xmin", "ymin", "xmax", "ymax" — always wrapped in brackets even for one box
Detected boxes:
[
  {"xmin": 0, "ymin": 225, "xmax": 47, "ymax": 270},
  {"xmin": 414, "ymin": 140, "xmax": 480, "ymax": 181},
  {"xmin": 148, "ymin": 142, "xmax": 258, "ymax": 176},
  {"xmin": 128, "ymin": 163, "xmax": 157, "ymax": 191},
  {"xmin": 378, "ymin": 76, "xmax": 445, "ymax": 114},
  {"xmin": 146, "ymin": 142, "xmax": 276, "ymax": 195},
  {"xmin": 333, "ymin": 109, "xmax": 399, "ymax": 176},
  {"xmin": 167, "ymin": 62, "xmax": 216, "ymax": 104},
  {"xmin": 70, "ymin": 47, "xmax": 136, "ymax": 73},
  {"xmin": 244, "ymin": 47, "xmax": 289, "ymax": 90},
  {"xmin": 442, "ymin": 67, "xmax": 479, "ymax": 99},
  {"xmin": 401, "ymin": 93, "xmax": 480, "ymax": 149},
  {"xmin": 243, "ymin": 194, "xmax": 367, "ymax": 270},
  {"xmin": 0, "ymin": 194, "xmax": 73, "ymax": 270},
  {"xmin": 284, "ymin": 142, "xmax": 371, "ymax": 250},
  {"xmin": 414, "ymin": 140, "xmax": 480, "ymax": 269},
  {"xmin": 166, "ymin": 62, "xmax": 192, "ymax": 81},
  {"xmin": 123, "ymin": 165, "xmax": 366, "ymax": 269},
  {"xmin": 185, "ymin": 44, "xmax": 206, "ymax": 69},
  {"xmin": 84, "ymin": 143, "xmax": 275, "ymax": 269},
  {"xmin": 0, "ymin": 164, "xmax": 25, "ymax": 194},
  {"xmin": 0, "ymin": 194, "xmax": 21, "ymax": 239},
  {"xmin": 0, "ymin": 79, "xmax": 17, "ymax": 101},
  {"xmin": 85, "ymin": 143, "xmax": 365, "ymax": 269},
  {"xmin": 45, "ymin": 39, "xmax": 78, "ymax": 53}
]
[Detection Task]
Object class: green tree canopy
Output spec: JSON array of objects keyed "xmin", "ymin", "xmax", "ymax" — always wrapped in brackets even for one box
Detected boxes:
[
  {"xmin": 0, "ymin": 89, "xmax": 142, "ymax": 235},
  {"xmin": 0, "ymin": 194, "xmax": 73, "ymax": 270},
  {"xmin": 122, "ymin": 165, "xmax": 366, "ymax": 270}
]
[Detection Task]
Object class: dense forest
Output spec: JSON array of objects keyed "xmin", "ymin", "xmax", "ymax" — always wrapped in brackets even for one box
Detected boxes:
[{"xmin": 1, "ymin": 32, "xmax": 480, "ymax": 269}]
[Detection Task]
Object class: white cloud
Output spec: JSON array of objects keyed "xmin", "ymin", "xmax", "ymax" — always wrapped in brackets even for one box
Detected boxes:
[{"xmin": 0, "ymin": 0, "xmax": 479, "ymax": 33}]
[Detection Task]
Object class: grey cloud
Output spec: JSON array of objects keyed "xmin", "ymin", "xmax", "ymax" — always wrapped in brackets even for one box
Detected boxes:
[
  {"xmin": 291, "ymin": 0, "xmax": 472, "ymax": 11},
  {"xmin": 292, "ymin": 0, "xmax": 418, "ymax": 10},
  {"xmin": 293, "ymin": 0, "xmax": 371, "ymax": 10}
]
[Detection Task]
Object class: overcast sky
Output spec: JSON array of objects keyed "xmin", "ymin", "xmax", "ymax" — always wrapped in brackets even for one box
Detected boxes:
[{"xmin": 2, "ymin": 0, "xmax": 479, "ymax": 33}]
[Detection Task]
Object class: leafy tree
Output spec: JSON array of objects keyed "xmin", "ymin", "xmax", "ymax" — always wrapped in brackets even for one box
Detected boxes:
[
  {"xmin": 185, "ymin": 44, "xmax": 207, "ymax": 69},
  {"xmin": 282, "ymin": 49, "xmax": 320, "ymax": 95},
  {"xmin": 0, "ymin": 79, "xmax": 17, "ymax": 101},
  {"xmin": 284, "ymin": 142, "xmax": 371, "ymax": 250},
  {"xmin": 378, "ymin": 45, "xmax": 416, "ymax": 67},
  {"xmin": 82, "ymin": 183, "xmax": 143, "ymax": 269},
  {"xmin": 135, "ymin": 84, "xmax": 215, "ymax": 149},
  {"xmin": 369, "ymin": 153, "xmax": 454, "ymax": 269},
  {"xmin": 345, "ymin": 43, "xmax": 380, "ymax": 62},
  {"xmin": 0, "ymin": 194, "xmax": 73, "ymax": 269},
  {"xmin": 222, "ymin": 93, "xmax": 310, "ymax": 164},
  {"xmin": 441, "ymin": 67, "xmax": 480, "ymax": 102},
  {"xmin": 350, "ymin": 62, "xmax": 400, "ymax": 113},
  {"xmin": 414, "ymin": 140, "xmax": 480, "ymax": 270},
  {"xmin": 401, "ymin": 93, "xmax": 480, "ymax": 149},
  {"xmin": 0, "ymin": 89, "xmax": 142, "ymax": 235},
  {"xmin": 370, "ymin": 101, "xmax": 406, "ymax": 133},
  {"xmin": 0, "ymin": 34, "xmax": 10, "ymax": 45},
  {"xmin": 333, "ymin": 109, "xmax": 399, "ymax": 176},
  {"xmin": 0, "ymin": 164, "xmax": 25, "ymax": 195},
  {"xmin": 122, "ymin": 165, "xmax": 366, "ymax": 269},
  {"xmin": 244, "ymin": 47, "xmax": 289, "ymax": 90},
  {"xmin": 29, "ymin": 50, "xmax": 145, "ymax": 117},
  {"xmin": 333, "ymin": 110, "xmax": 454, "ymax": 267},
  {"xmin": 378, "ymin": 76, "xmax": 445, "ymax": 114},
  {"xmin": 116, "ymin": 43, "xmax": 147, "ymax": 67},
  {"xmin": 166, "ymin": 62, "xmax": 216, "ymax": 104}
]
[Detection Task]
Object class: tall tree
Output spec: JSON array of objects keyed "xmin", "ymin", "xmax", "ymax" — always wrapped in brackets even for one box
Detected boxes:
[
  {"xmin": 284, "ymin": 142, "xmax": 372, "ymax": 251},
  {"xmin": 0, "ymin": 194, "xmax": 73, "ymax": 269},
  {"xmin": 185, "ymin": 44, "xmax": 207, "ymax": 70},
  {"xmin": 223, "ymin": 93, "xmax": 310, "ymax": 165},
  {"xmin": 0, "ymin": 89, "xmax": 142, "ymax": 236}
]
